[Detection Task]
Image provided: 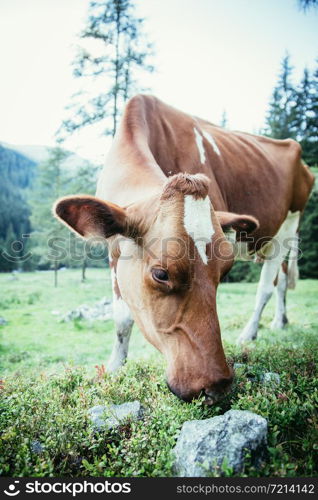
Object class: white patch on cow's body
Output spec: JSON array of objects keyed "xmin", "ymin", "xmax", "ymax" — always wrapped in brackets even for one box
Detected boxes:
[
  {"xmin": 183, "ymin": 195, "xmax": 214, "ymax": 264},
  {"xmin": 193, "ymin": 127, "xmax": 206, "ymax": 164},
  {"xmin": 108, "ymin": 255, "xmax": 134, "ymax": 373},
  {"xmin": 238, "ymin": 210, "xmax": 300, "ymax": 344},
  {"xmin": 202, "ymin": 130, "xmax": 221, "ymax": 156}
]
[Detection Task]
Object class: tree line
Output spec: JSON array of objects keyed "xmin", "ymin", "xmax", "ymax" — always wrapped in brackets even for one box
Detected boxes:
[
  {"xmin": 265, "ymin": 54, "xmax": 318, "ymax": 166},
  {"xmin": 0, "ymin": 0, "xmax": 317, "ymax": 281},
  {"xmin": 0, "ymin": 0, "xmax": 154, "ymax": 283},
  {"xmin": 0, "ymin": 146, "xmax": 36, "ymax": 272},
  {"xmin": 0, "ymin": 145, "xmax": 103, "ymax": 280}
]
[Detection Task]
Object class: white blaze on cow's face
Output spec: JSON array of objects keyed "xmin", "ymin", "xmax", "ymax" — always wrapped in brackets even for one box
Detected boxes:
[{"xmin": 183, "ymin": 194, "xmax": 215, "ymax": 265}]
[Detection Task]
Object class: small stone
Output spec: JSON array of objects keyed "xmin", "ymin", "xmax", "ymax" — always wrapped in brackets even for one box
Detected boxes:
[
  {"xmin": 260, "ymin": 372, "xmax": 281, "ymax": 387},
  {"xmin": 233, "ymin": 363, "xmax": 246, "ymax": 373},
  {"xmin": 31, "ymin": 440, "xmax": 44, "ymax": 454},
  {"xmin": 173, "ymin": 409, "xmax": 268, "ymax": 477},
  {"xmin": 61, "ymin": 297, "xmax": 112, "ymax": 322},
  {"xmin": 88, "ymin": 401, "xmax": 143, "ymax": 431},
  {"xmin": 0, "ymin": 317, "xmax": 7, "ymax": 326}
]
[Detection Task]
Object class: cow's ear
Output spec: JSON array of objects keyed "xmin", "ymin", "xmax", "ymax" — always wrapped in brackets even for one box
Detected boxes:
[
  {"xmin": 216, "ymin": 211, "xmax": 259, "ymax": 240},
  {"xmin": 53, "ymin": 195, "xmax": 130, "ymax": 239}
]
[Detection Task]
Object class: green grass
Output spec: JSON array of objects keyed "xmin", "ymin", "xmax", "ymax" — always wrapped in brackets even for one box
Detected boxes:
[
  {"xmin": 0, "ymin": 269, "xmax": 317, "ymax": 477},
  {"xmin": 0, "ymin": 269, "xmax": 152, "ymax": 376}
]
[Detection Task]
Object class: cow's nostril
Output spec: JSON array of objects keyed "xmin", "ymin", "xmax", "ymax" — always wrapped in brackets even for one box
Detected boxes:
[
  {"xmin": 204, "ymin": 375, "xmax": 234, "ymax": 403},
  {"xmin": 216, "ymin": 375, "xmax": 234, "ymax": 391},
  {"xmin": 167, "ymin": 381, "xmax": 203, "ymax": 402}
]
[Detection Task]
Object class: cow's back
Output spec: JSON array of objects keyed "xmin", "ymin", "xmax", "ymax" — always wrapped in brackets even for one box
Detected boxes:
[{"xmin": 98, "ymin": 95, "xmax": 314, "ymax": 243}]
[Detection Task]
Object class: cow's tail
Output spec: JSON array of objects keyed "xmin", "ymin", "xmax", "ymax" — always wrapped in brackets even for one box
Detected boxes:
[{"xmin": 287, "ymin": 231, "xmax": 299, "ymax": 289}]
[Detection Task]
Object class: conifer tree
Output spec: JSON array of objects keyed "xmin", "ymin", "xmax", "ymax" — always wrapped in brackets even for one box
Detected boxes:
[
  {"xmin": 303, "ymin": 62, "xmax": 318, "ymax": 165},
  {"xmin": 298, "ymin": 0, "xmax": 318, "ymax": 11},
  {"xmin": 29, "ymin": 148, "xmax": 71, "ymax": 286},
  {"xmin": 58, "ymin": 0, "xmax": 154, "ymax": 139},
  {"xmin": 265, "ymin": 55, "xmax": 298, "ymax": 139}
]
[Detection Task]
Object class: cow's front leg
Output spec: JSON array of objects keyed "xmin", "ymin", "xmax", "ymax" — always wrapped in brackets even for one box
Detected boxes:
[
  {"xmin": 108, "ymin": 296, "xmax": 134, "ymax": 372},
  {"xmin": 108, "ymin": 257, "xmax": 134, "ymax": 372}
]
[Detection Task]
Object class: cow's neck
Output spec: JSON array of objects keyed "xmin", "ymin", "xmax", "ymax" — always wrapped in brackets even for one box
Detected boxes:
[{"xmin": 96, "ymin": 119, "xmax": 166, "ymax": 207}]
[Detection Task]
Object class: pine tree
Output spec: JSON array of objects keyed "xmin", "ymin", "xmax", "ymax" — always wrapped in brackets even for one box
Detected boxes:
[
  {"xmin": 304, "ymin": 62, "xmax": 318, "ymax": 165},
  {"xmin": 298, "ymin": 0, "xmax": 318, "ymax": 10},
  {"xmin": 29, "ymin": 148, "xmax": 71, "ymax": 286},
  {"xmin": 58, "ymin": 0, "xmax": 154, "ymax": 139},
  {"xmin": 265, "ymin": 55, "xmax": 298, "ymax": 139},
  {"xmin": 299, "ymin": 190, "xmax": 318, "ymax": 278},
  {"xmin": 295, "ymin": 68, "xmax": 314, "ymax": 164},
  {"xmin": 296, "ymin": 68, "xmax": 312, "ymax": 136},
  {"xmin": 0, "ymin": 225, "xmax": 17, "ymax": 272},
  {"xmin": 68, "ymin": 160, "xmax": 101, "ymax": 280},
  {"xmin": 220, "ymin": 110, "xmax": 228, "ymax": 128}
]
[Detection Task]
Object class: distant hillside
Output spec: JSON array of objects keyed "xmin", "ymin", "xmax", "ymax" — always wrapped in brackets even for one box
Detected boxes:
[
  {"xmin": 0, "ymin": 142, "xmax": 91, "ymax": 173},
  {"xmin": 0, "ymin": 145, "xmax": 36, "ymax": 263}
]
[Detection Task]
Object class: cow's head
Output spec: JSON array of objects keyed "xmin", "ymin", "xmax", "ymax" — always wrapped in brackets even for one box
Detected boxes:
[{"xmin": 54, "ymin": 173, "xmax": 258, "ymax": 403}]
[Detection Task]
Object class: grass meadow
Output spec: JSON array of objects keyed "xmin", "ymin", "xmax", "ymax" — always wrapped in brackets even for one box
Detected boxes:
[{"xmin": 0, "ymin": 268, "xmax": 317, "ymax": 477}]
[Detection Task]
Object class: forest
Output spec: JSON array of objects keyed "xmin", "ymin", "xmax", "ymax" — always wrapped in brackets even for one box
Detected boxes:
[
  {"xmin": 0, "ymin": 54, "xmax": 317, "ymax": 279},
  {"xmin": 0, "ymin": 0, "xmax": 317, "ymax": 282}
]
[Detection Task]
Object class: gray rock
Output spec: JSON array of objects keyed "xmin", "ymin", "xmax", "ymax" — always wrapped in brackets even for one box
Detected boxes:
[
  {"xmin": 61, "ymin": 297, "xmax": 112, "ymax": 322},
  {"xmin": 233, "ymin": 363, "xmax": 245, "ymax": 369},
  {"xmin": 31, "ymin": 440, "xmax": 44, "ymax": 454},
  {"xmin": 260, "ymin": 372, "xmax": 281, "ymax": 387},
  {"xmin": 234, "ymin": 365, "xmax": 280, "ymax": 386},
  {"xmin": 233, "ymin": 363, "xmax": 246, "ymax": 373},
  {"xmin": 88, "ymin": 401, "xmax": 143, "ymax": 431},
  {"xmin": 0, "ymin": 317, "xmax": 7, "ymax": 326},
  {"xmin": 173, "ymin": 410, "xmax": 267, "ymax": 477}
]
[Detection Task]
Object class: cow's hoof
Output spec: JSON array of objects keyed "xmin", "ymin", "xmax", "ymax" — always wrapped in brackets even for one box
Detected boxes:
[
  {"xmin": 237, "ymin": 320, "xmax": 259, "ymax": 345},
  {"xmin": 270, "ymin": 316, "xmax": 288, "ymax": 331},
  {"xmin": 237, "ymin": 336, "xmax": 254, "ymax": 345},
  {"xmin": 270, "ymin": 320, "xmax": 284, "ymax": 330},
  {"xmin": 107, "ymin": 359, "xmax": 125, "ymax": 374},
  {"xmin": 237, "ymin": 329, "xmax": 257, "ymax": 345}
]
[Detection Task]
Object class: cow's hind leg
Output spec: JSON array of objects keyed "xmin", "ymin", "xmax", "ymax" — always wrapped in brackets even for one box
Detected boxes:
[
  {"xmin": 270, "ymin": 262, "xmax": 288, "ymax": 330},
  {"xmin": 108, "ymin": 259, "xmax": 134, "ymax": 373},
  {"xmin": 237, "ymin": 257, "xmax": 282, "ymax": 343},
  {"xmin": 237, "ymin": 210, "xmax": 300, "ymax": 344}
]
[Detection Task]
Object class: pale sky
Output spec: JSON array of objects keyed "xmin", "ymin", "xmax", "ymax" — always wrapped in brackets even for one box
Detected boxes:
[{"xmin": 0, "ymin": 0, "xmax": 317, "ymax": 164}]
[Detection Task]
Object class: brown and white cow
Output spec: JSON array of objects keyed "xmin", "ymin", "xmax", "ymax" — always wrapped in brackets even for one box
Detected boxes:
[{"xmin": 54, "ymin": 95, "xmax": 314, "ymax": 404}]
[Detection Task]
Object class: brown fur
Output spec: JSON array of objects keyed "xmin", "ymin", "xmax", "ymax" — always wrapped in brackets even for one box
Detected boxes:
[
  {"xmin": 110, "ymin": 258, "xmax": 121, "ymax": 300},
  {"xmin": 106, "ymin": 95, "xmax": 314, "ymax": 247},
  {"xmin": 161, "ymin": 173, "xmax": 210, "ymax": 200},
  {"xmin": 216, "ymin": 211, "xmax": 259, "ymax": 240}
]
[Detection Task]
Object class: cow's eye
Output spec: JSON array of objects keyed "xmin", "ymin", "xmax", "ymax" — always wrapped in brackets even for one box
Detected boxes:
[{"xmin": 152, "ymin": 268, "xmax": 169, "ymax": 283}]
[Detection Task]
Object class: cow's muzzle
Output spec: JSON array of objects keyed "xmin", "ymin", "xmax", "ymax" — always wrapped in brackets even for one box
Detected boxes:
[{"xmin": 167, "ymin": 371, "xmax": 234, "ymax": 404}]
